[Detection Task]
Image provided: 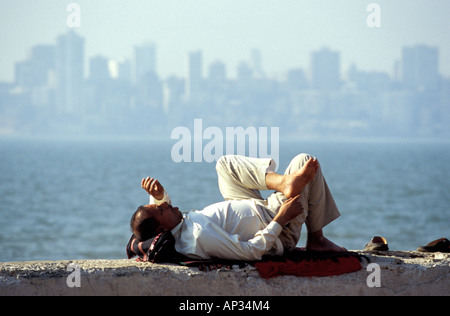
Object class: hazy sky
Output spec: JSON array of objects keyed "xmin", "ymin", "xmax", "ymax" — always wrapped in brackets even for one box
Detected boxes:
[{"xmin": 1, "ymin": 0, "xmax": 449, "ymax": 81}]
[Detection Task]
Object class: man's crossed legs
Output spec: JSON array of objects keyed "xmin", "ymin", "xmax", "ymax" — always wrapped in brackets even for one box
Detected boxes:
[{"xmin": 216, "ymin": 154, "xmax": 345, "ymax": 252}]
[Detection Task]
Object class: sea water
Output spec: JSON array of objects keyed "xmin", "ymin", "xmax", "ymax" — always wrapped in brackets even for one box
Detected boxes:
[{"xmin": 0, "ymin": 137, "xmax": 449, "ymax": 262}]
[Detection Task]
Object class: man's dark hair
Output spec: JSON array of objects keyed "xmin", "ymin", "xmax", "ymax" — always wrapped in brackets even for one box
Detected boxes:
[{"xmin": 130, "ymin": 205, "xmax": 159, "ymax": 242}]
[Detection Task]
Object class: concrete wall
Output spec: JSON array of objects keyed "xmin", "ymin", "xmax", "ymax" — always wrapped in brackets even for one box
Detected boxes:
[{"xmin": 0, "ymin": 251, "xmax": 448, "ymax": 296}]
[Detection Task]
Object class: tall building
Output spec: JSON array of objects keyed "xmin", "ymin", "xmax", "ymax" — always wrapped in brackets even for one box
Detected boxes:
[
  {"xmin": 186, "ymin": 51, "xmax": 203, "ymax": 102},
  {"xmin": 133, "ymin": 43, "xmax": 161, "ymax": 109},
  {"xmin": 89, "ymin": 56, "xmax": 110, "ymax": 83},
  {"xmin": 134, "ymin": 42, "xmax": 156, "ymax": 82},
  {"xmin": 117, "ymin": 58, "xmax": 132, "ymax": 83},
  {"xmin": 286, "ymin": 68, "xmax": 308, "ymax": 90},
  {"xmin": 55, "ymin": 30, "xmax": 85, "ymax": 113},
  {"xmin": 15, "ymin": 44, "xmax": 55, "ymax": 89},
  {"xmin": 237, "ymin": 61, "xmax": 253, "ymax": 83},
  {"xmin": 87, "ymin": 55, "xmax": 111, "ymax": 112},
  {"xmin": 251, "ymin": 48, "xmax": 264, "ymax": 78},
  {"xmin": 208, "ymin": 61, "xmax": 226, "ymax": 82},
  {"xmin": 208, "ymin": 60, "xmax": 227, "ymax": 90},
  {"xmin": 163, "ymin": 75, "xmax": 185, "ymax": 113},
  {"xmin": 402, "ymin": 45, "xmax": 440, "ymax": 92},
  {"xmin": 311, "ymin": 47, "xmax": 341, "ymax": 91}
]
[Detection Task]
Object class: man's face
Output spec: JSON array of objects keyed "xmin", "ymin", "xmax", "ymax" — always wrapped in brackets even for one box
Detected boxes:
[{"xmin": 147, "ymin": 202, "xmax": 182, "ymax": 233}]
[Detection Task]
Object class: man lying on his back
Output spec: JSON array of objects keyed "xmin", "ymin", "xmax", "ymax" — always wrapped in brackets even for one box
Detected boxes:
[{"xmin": 130, "ymin": 154, "xmax": 345, "ymax": 261}]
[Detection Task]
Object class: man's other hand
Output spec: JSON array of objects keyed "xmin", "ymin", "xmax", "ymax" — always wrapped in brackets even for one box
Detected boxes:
[{"xmin": 273, "ymin": 195, "xmax": 303, "ymax": 227}]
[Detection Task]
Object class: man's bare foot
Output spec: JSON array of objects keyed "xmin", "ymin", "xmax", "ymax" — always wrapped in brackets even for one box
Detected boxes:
[
  {"xmin": 306, "ymin": 230, "xmax": 347, "ymax": 252},
  {"xmin": 283, "ymin": 157, "xmax": 319, "ymax": 198}
]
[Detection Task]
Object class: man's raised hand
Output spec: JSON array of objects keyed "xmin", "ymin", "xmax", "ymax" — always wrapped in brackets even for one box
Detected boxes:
[{"xmin": 141, "ymin": 177, "xmax": 165, "ymax": 200}]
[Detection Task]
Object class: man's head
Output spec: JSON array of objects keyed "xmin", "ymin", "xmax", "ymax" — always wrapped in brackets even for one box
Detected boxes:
[{"xmin": 130, "ymin": 203, "xmax": 182, "ymax": 242}]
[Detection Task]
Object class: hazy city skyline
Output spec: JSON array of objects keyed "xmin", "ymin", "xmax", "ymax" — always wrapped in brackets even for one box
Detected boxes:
[
  {"xmin": 4, "ymin": 29, "xmax": 448, "ymax": 88},
  {"xmin": 1, "ymin": 1, "xmax": 449, "ymax": 139},
  {"xmin": 2, "ymin": 27, "xmax": 448, "ymax": 139},
  {"xmin": 1, "ymin": 0, "xmax": 450, "ymax": 82}
]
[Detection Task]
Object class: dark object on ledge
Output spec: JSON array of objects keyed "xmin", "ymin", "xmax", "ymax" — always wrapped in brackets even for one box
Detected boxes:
[
  {"xmin": 417, "ymin": 238, "xmax": 450, "ymax": 253},
  {"xmin": 364, "ymin": 236, "xmax": 389, "ymax": 251}
]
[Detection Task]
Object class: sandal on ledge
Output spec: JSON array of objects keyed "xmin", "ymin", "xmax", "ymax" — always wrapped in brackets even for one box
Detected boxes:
[
  {"xmin": 417, "ymin": 238, "xmax": 450, "ymax": 253},
  {"xmin": 364, "ymin": 236, "xmax": 389, "ymax": 251}
]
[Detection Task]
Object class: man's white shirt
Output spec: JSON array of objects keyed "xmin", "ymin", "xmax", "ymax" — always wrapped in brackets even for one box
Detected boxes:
[{"xmin": 150, "ymin": 192, "xmax": 284, "ymax": 261}]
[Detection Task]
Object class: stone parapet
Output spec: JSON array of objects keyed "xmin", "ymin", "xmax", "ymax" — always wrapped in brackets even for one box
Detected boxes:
[{"xmin": 0, "ymin": 251, "xmax": 448, "ymax": 296}]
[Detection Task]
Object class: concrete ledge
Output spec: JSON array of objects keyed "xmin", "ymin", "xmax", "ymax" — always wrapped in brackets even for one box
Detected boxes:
[{"xmin": 1, "ymin": 251, "xmax": 448, "ymax": 296}]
